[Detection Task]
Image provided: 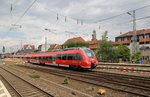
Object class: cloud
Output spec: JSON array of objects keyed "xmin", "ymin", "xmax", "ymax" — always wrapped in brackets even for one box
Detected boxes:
[{"xmin": 0, "ymin": 0, "xmax": 150, "ymax": 53}]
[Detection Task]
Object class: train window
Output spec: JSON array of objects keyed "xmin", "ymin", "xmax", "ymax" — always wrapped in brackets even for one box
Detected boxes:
[
  {"xmin": 43, "ymin": 57, "xmax": 46, "ymax": 61},
  {"xmin": 76, "ymin": 53, "xmax": 83, "ymax": 60},
  {"xmin": 68, "ymin": 54, "xmax": 73, "ymax": 60},
  {"xmin": 45, "ymin": 57, "xmax": 48, "ymax": 61},
  {"xmin": 56, "ymin": 54, "xmax": 61, "ymax": 60},
  {"xmin": 40, "ymin": 57, "xmax": 43, "ymax": 60},
  {"xmin": 62, "ymin": 54, "xmax": 67, "ymax": 60},
  {"xmin": 72, "ymin": 54, "xmax": 77, "ymax": 60},
  {"xmin": 41, "ymin": 57, "xmax": 43, "ymax": 60},
  {"xmin": 48, "ymin": 57, "xmax": 52, "ymax": 61}
]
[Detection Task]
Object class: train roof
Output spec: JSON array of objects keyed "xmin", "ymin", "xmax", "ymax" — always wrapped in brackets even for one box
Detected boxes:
[
  {"xmin": 50, "ymin": 47, "xmax": 88, "ymax": 52},
  {"xmin": 8, "ymin": 47, "xmax": 90, "ymax": 57}
]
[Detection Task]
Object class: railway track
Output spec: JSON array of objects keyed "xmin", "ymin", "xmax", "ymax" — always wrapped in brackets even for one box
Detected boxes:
[
  {"xmin": 18, "ymin": 65, "xmax": 150, "ymax": 97},
  {"xmin": 0, "ymin": 67, "xmax": 54, "ymax": 97},
  {"xmin": 99, "ymin": 63, "xmax": 150, "ymax": 67},
  {"xmin": 96, "ymin": 66, "xmax": 150, "ymax": 72}
]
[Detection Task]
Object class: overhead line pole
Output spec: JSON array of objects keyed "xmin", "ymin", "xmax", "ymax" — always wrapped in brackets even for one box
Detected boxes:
[
  {"xmin": 45, "ymin": 37, "xmax": 47, "ymax": 52},
  {"xmin": 132, "ymin": 10, "xmax": 137, "ymax": 56}
]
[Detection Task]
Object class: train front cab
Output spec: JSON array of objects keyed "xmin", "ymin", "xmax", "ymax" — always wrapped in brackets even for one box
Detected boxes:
[{"xmin": 81, "ymin": 48, "xmax": 98, "ymax": 69}]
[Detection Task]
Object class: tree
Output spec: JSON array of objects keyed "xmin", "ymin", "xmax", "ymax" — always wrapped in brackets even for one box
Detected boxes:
[
  {"xmin": 133, "ymin": 50, "xmax": 141, "ymax": 61},
  {"xmin": 34, "ymin": 49, "xmax": 40, "ymax": 53},
  {"xmin": 118, "ymin": 44, "xmax": 130, "ymax": 61},
  {"xmin": 96, "ymin": 31, "xmax": 119, "ymax": 62},
  {"xmin": 64, "ymin": 41, "xmax": 89, "ymax": 48}
]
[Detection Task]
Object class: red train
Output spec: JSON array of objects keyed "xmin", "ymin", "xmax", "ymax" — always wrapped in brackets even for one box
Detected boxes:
[{"xmin": 8, "ymin": 47, "xmax": 98, "ymax": 69}]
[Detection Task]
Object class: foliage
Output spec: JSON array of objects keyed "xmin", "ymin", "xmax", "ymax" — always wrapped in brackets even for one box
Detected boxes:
[
  {"xmin": 9, "ymin": 64, "xmax": 13, "ymax": 66},
  {"xmin": 47, "ymin": 49, "xmax": 56, "ymax": 52},
  {"xmin": 96, "ymin": 31, "xmax": 118, "ymax": 62},
  {"xmin": 64, "ymin": 41, "xmax": 89, "ymax": 48},
  {"xmin": 102, "ymin": 31, "xmax": 108, "ymax": 40},
  {"xmin": 118, "ymin": 44, "xmax": 130, "ymax": 61},
  {"xmin": 85, "ymin": 86, "xmax": 94, "ymax": 91},
  {"xmin": 133, "ymin": 50, "xmax": 141, "ymax": 61},
  {"xmin": 96, "ymin": 31, "xmax": 131, "ymax": 62},
  {"xmin": 62, "ymin": 77, "xmax": 70, "ymax": 84},
  {"xmin": 34, "ymin": 49, "xmax": 40, "ymax": 53},
  {"xmin": 29, "ymin": 75, "xmax": 40, "ymax": 78}
]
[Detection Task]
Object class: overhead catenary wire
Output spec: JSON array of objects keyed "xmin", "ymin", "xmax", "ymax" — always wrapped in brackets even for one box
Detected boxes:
[
  {"xmin": 96, "ymin": 4, "xmax": 150, "ymax": 23},
  {"xmin": 14, "ymin": 0, "xmax": 37, "ymax": 25}
]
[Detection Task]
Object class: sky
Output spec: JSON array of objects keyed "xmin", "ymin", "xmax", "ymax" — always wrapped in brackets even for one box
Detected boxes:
[{"xmin": 0, "ymin": 0, "xmax": 150, "ymax": 53}]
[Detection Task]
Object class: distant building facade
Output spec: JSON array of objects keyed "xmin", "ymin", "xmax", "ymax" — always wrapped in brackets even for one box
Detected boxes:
[
  {"xmin": 38, "ymin": 44, "xmax": 61, "ymax": 52},
  {"xmin": 38, "ymin": 44, "xmax": 51, "ymax": 52},
  {"xmin": 87, "ymin": 30, "xmax": 101, "ymax": 51},
  {"xmin": 114, "ymin": 29, "xmax": 150, "ymax": 49},
  {"xmin": 114, "ymin": 28, "xmax": 150, "ymax": 63},
  {"xmin": 48, "ymin": 44, "xmax": 61, "ymax": 50},
  {"xmin": 15, "ymin": 44, "xmax": 35, "ymax": 54}
]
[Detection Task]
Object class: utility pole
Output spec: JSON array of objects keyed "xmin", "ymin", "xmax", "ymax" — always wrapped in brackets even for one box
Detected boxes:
[
  {"xmin": 45, "ymin": 37, "xmax": 47, "ymax": 52},
  {"xmin": 132, "ymin": 10, "xmax": 137, "ymax": 56},
  {"xmin": 21, "ymin": 40, "xmax": 22, "ymax": 50},
  {"xmin": 127, "ymin": 10, "xmax": 137, "ymax": 58}
]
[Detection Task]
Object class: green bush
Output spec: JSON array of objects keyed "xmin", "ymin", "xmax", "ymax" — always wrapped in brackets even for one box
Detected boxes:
[
  {"xmin": 62, "ymin": 77, "xmax": 71, "ymax": 84},
  {"xmin": 29, "ymin": 75, "xmax": 40, "ymax": 78}
]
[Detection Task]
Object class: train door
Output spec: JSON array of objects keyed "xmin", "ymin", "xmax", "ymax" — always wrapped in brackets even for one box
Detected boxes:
[{"xmin": 52, "ymin": 55, "xmax": 56, "ymax": 65}]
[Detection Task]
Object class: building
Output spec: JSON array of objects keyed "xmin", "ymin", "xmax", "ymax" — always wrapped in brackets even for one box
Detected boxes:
[
  {"xmin": 48, "ymin": 44, "xmax": 61, "ymax": 50},
  {"xmin": 24, "ymin": 44, "xmax": 35, "ymax": 50},
  {"xmin": 140, "ymin": 48, "xmax": 150, "ymax": 63},
  {"xmin": 38, "ymin": 44, "xmax": 61, "ymax": 52},
  {"xmin": 92, "ymin": 29, "xmax": 97, "ymax": 41},
  {"xmin": 15, "ymin": 44, "xmax": 35, "ymax": 54},
  {"xmin": 86, "ymin": 30, "xmax": 101, "ymax": 51},
  {"xmin": 114, "ymin": 29, "xmax": 150, "ymax": 48},
  {"xmin": 23, "ymin": 44, "xmax": 35, "ymax": 52},
  {"xmin": 62, "ymin": 37, "xmax": 86, "ymax": 48},
  {"xmin": 114, "ymin": 28, "xmax": 150, "ymax": 63},
  {"xmin": 38, "ymin": 44, "xmax": 51, "ymax": 52},
  {"xmin": 63, "ymin": 37, "xmax": 86, "ymax": 45}
]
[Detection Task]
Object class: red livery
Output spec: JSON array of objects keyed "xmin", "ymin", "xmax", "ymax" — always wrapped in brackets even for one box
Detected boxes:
[{"xmin": 8, "ymin": 47, "xmax": 98, "ymax": 69}]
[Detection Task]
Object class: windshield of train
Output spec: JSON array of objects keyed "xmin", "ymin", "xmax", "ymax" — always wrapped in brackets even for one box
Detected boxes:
[{"xmin": 83, "ymin": 49, "xmax": 95, "ymax": 58}]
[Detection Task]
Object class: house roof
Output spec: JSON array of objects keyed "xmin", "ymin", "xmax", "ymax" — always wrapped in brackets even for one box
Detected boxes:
[
  {"xmin": 63, "ymin": 37, "xmax": 85, "ymax": 45},
  {"xmin": 116, "ymin": 29, "xmax": 150, "ymax": 38},
  {"xmin": 24, "ymin": 44, "xmax": 35, "ymax": 49},
  {"xmin": 86, "ymin": 40, "xmax": 101, "ymax": 44},
  {"xmin": 49, "ymin": 44, "xmax": 61, "ymax": 50}
]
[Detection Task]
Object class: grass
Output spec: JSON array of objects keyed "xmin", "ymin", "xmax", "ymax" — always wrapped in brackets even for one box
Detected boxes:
[
  {"xmin": 62, "ymin": 77, "xmax": 71, "ymax": 84},
  {"xmin": 29, "ymin": 75, "xmax": 40, "ymax": 78},
  {"xmin": 9, "ymin": 64, "xmax": 13, "ymax": 66},
  {"xmin": 85, "ymin": 86, "xmax": 94, "ymax": 91}
]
